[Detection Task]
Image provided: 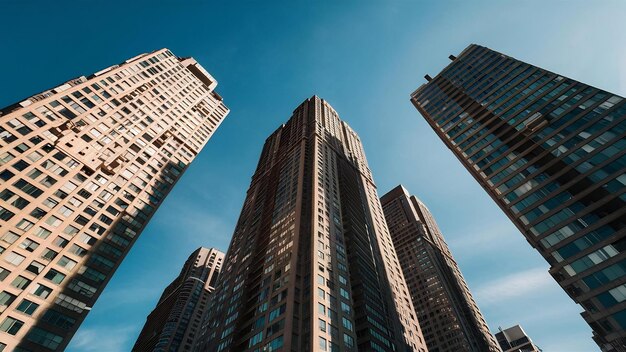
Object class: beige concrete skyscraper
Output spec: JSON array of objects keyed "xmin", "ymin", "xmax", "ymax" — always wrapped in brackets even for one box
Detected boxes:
[
  {"xmin": 201, "ymin": 96, "xmax": 427, "ymax": 352},
  {"xmin": 133, "ymin": 247, "xmax": 225, "ymax": 352},
  {"xmin": 0, "ymin": 49, "xmax": 228, "ymax": 351},
  {"xmin": 381, "ymin": 185, "xmax": 501, "ymax": 352}
]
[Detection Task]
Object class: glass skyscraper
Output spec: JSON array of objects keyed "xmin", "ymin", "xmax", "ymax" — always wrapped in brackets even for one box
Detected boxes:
[
  {"xmin": 410, "ymin": 44, "xmax": 626, "ymax": 351},
  {"xmin": 0, "ymin": 49, "xmax": 228, "ymax": 351},
  {"xmin": 202, "ymin": 96, "xmax": 427, "ymax": 352}
]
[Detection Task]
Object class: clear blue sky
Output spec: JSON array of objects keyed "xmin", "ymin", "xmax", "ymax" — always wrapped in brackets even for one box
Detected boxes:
[{"xmin": 1, "ymin": 1, "xmax": 625, "ymax": 351}]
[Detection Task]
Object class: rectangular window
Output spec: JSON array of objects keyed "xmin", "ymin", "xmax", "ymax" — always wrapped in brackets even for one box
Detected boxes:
[
  {"xmin": 41, "ymin": 248, "xmax": 58, "ymax": 261},
  {"xmin": 44, "ymin": 269, "xmax": 66, "ymax": 284},
  {"xmin": 26, "ymin": 327, "xmax": 63, "ymax": 349},
  {"xmin": 32, "ymin": 284, "xmax": 53, "ymax": 299},
  {"xmin": 19, "ymin": 239, "xmax": 39, "ymax": 252},
  {"xmin": 0, "ymin": 268, "xmax": 10, "ymax": 281},
  {"xmin": 13, "ymin": 179, "xmax": 43, "ymax": 198},
  {"xmin": 58, "ymin": 256, "xmax": 77, "ymax": 270},
  {"xmin": 26, "ymin": 261, "xmax": 45, "ymax": 274},
  {"xmin": 16, "ymin": 299, "xmax": 39, "ymax": 315},
  {"xmin": 11, "ymin": 276, "xmax": 31, "ymax": 290},
  {"xmin": 0, "ymin": 317, "xmax": 24, "ymax": 335},
  {"xmin": 5, "ymin": 252, "xmax": 25, "ymax": 266},
  {"xmin": 0, "ymin": 292, "xmax": 16, "ymax": 307},
  {"xmin": 42, "ymin": 309, "xmax": 76, "ymax": 330},
  {"xmin": 33, "ymin": 227, "xmax": 52, "ymax": 239},
  {"xmin": 1, "ymin": 232, "xmax": 20, "ymax": 244}
]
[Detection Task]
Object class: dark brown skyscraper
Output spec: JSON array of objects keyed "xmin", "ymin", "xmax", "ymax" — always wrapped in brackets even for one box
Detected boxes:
[
  {"xmin": 133, "ymin": 247, "xmax": 224, "ymax": 352},
  {"xmin": 201, "ymin": 96, "xmax": 427, "ymax": 352},
  {"xmin": 411, "ymin": 44, "xmax": 626, "ymax": 351},
  {"xmin": 381, "ymin": 185, "xmax": 500, "ymax": 352}
]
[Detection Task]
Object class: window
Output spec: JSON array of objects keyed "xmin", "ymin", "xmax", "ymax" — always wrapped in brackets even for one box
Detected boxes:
[
  {"xmin": 0, "ymin": 152, "xmax": 14, "ymax": 165},
  {"xmin": 69, "ymin": 244, "xmax": 88, "ymax": 257},
  {"xmin": 1, "ymin": 232, "xmax": 20, "ymax": 244},
  {"xmin": 320, "ymin": 337, "xmax": 328, "ymax": 351},
  {"xmin": 58, "ymin": 256, "xmax": 77, "ymax": 270},
  {"xmin": 12, "ymin": 160, "xmax": 29, "ymax": 171},
  {"xmin": 45, "ymin": 269, "xmax": 66, "ymax": 284},
  {"xmin": 64, "ymin": 225, "xmax": 80, "ymax": 236},
  {"xmin": 268, "ymin": 304, "xmax": 286, "ymax": 322},
  {"xmin": 0, "ymin": 317, "xmax": 24, "ymax": 335},
  {"xmin": 78, "ymin": 233, "xmax": 96, "ymax": 245},
  {"xmin": 264, "ymin": 335, "xmax": 283, "ymax": 351},
  {"xmin": 0, "ymin": 268, "xmax": 10, "ymax": 281},
  {"xmin": 42, "ymin": 309, "xmax": 76, "ymax": 329},
  {"xmin": 45, "ymin": 216, "xmax": 62, "ymax": 228},
  {"xmin": 13, "ymin": 179, "xmax": 43, "ymax": 198},
  {"xmin": 341, "ymin": 302, "xmax": 351, "ymax": 314},
  {"xmin": 342, "ymin": 317, "xmax": 353, "ymax": 331},
  {"xmin": 26, "ymin": 168, "xmax": 42, "ymax": 179},
  {"xmin": 33, "ymin": 227, "xmax": 51, "ymax": 240},
  {"xmin": 344, "ymin": 333, "xmax": 354, "ymax": 348},
  {"xmin": 19, "ymin": 239, "xmax": 39, "ymax": 252},
  {"xmin": 53, "ymin": 236, "xmax": 70, "ymax": 248},
  {"xmin": 248, "ymin": 331, "xmax": 263, "ymax": 347},
  {"xmin": 11, "ymin": 276, "xmax": 31, "ymax": 290},
  {"xmin": 319, "ymin": 318, "xmax": 327, "ymax": 333},
  {"xmin": 16, "ymin": 299, "xmax": 39, "ymax": 315},
  {"xmin": 29, "ymin": 208, "xmax": 47, "ymax": 220},
  {"xmin": 41, "ymin": 248, "xmax": 58, "ymax": 261},
  {"xmin": 16, "ymin": 219, "xmax": 34, "ymax": 231},
  {"xmin": 0, "ymin": 170, "xmax": 15, "ymax": 182},
  {"xmin": 26, "ymin": 327, "xmax": 63, "ymax": 349},
  {"xmin": 32, "ymin": 284, "xmax": 53, "ymax": 299},
  {"xmin": 26, "ymin": 261, "xmax": 45, "ymax": 274},
  {"xmin": 4, "ymin": 252, "xmax": 25, "ymax": 266},
  {"xmin": 0, "ymin": 207, "xmax": 14, "ymax": 221},
  {"xmin": 0, "ymin": 292, "xmax": 16, "ymax": 307},
  {"xmin": 57, "ymin": 206, "xmax": 73, "ymax": 217},
  {"xmin": 318, "ymin": 303, "xmax": 326, "ymax": 315}
]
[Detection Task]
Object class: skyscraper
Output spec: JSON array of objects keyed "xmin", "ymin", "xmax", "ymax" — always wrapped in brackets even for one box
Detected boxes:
[
  {"xmin": 202, "ymin": 96, "xmax": 427, "ymax": 352},
  {"xmin": 0, "ymin": 49, "xmax": 228, "ymax": 351},
  {"xmin": 133, "ymin": 247, "xmax": 224, "ymax": 352},
  {"xmin": 410, "ymin": 44, "xmax": 626, "ymax": 351},
  {"xmin": 381, "ymin": 185, "xmax": 501, "ymax": 352},
  {"xmin": 494, "ymin": 325, "xmax": 540, "ymax": 352}
]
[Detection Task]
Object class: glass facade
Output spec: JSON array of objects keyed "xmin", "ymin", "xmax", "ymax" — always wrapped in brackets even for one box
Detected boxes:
[{"xmin": 411, "ymin": 44, "xmax": 626, "ymax": 351}]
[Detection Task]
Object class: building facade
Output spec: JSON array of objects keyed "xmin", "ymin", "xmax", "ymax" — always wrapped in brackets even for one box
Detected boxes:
[
  {"xmin": 0, "ymin": 49, "xmax": 228, "ymax": 351},
  {"xmin": 201, "ymin": 96, "xmax": 427, "ymax": 352},
  {"xmin": 381, "ymin": 185, "xmax": 501, "ymax": 352},
  {"xmin": 133, "ymin": 247, "xmax": 224, "ymax": 352},
  {"xmin": 495, "ymin": 325, "xmax": 540, "ymax": 352},
  {"xmin": 410, "ymin": 44, "xmax": 626, "ymax": 350}
]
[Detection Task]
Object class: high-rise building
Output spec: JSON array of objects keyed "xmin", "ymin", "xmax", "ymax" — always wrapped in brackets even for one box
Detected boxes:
[
  {"xmin": 0, "ymin": 49, "xmax": 228, "ymax": 351},
  {"xmin": 381, "ymin": 185, "xmax": 501, "ymax": 352},
  {"xmin": 495, "ymin": 325, "xmax": 540, "ymax": 352},
  {"xmin": 133, "ymin": 247, "xmax": 224, "ymax": 352},
  {"xmin": 201, "ymin": 96, "xmax": 427, "ymax": 352},
  {"xmin": 410, "ymin": 43, "xmax": 626, "ymax": 350}
]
